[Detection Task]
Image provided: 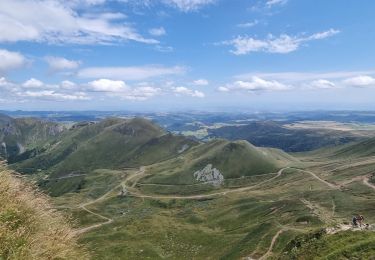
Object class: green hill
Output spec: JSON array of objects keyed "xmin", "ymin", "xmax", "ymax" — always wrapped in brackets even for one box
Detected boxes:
[
  {"xmin": 15, "ymin": 118, "xmax": 198, "ymax": 174},
  {"xmin": 331, "ymin": 137, "xmax": 375, "ymax": 158},
  {"xmin": 11, "ymin": 117, "xmax": 199, "ymax": 196},
  {"xmin": 0, "ymin": 113, "xmax": 64, "ymax": 161},
  {"xmin": 141, "ymin": 139, "xmax": 292, "ymax": 186}
]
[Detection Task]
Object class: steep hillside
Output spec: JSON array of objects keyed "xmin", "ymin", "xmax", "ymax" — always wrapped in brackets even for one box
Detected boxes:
[
  {"xmin": 208, "ymin": 121, "xmax": 359, "ymax": 152},
  {"xmin": 0, "ymin": 164, "xmax": 88, "ymax": 259},
  {"xmin": 15, "ymin": 118, "xmax": 198, "ymax": 174},
  {"xmin": 0, "ymin": 113, "xmax": 64, "ymax": 160},
  {"xmin": 331, "ymin": 137, "xmax": 375, "ymax": 158}
]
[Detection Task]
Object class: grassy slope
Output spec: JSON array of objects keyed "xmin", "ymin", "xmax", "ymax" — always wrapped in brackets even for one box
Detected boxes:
[
  {"xmin": 281, "ymin": 230, "xmax": 375, "ymax": 259},
  {"xmin": 141, "ymin": 139, "xmax": 290, "ymax": 186},
  {"xmin": 6, "ymin": 115, "xmax": 375, "ymax": 259},
  {"xmin": 73, "ymin": 138, "xmax": 375, "ymax": 259},
  {"xmin": 14, "ymin": 118, "xmax": 200, "ymax": 196},
  {"xmin": 0, "ymin": 164, "xmax": 88, "ymax": 259}
]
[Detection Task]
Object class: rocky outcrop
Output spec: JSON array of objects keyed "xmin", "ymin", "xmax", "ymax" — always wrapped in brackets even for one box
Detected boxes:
[{"xmin": 193, "ymin": 164, "xmax": 224, "ymax": 186}]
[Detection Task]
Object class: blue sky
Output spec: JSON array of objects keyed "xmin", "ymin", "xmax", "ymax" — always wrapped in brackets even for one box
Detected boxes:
[{"xmin": 1, "ymin": 0, "xmax": 375, "ymax": 111}]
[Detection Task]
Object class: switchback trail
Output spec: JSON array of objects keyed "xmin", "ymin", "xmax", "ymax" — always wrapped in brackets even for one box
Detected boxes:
[{"xmin": 75, "ymin": 167, "xmax": 146, "ymax": 235}]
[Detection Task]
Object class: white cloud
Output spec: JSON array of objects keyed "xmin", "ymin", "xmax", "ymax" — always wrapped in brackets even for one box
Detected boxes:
[
  {"xmin": 221, "ymin": 77, "xmax": 290, "ymax": 93},
  {"xmin": 45, "ymin": 56, "xmax": 81, "ymax": 71},
  {"xmin": 0, "ymin": 77, "xmax": 15, "ymax": 90},
  {"xmin": 87, "ymin": 79, "xmax": 128, "ymax": 92},
  {"xmin": 172, "ymin": 86, "xmax": 205, "ymax": 97},
  {"xmin": 343, "ymin": 75, "xmax": 375, "ymax": 88},
  {"xmin": 78, "ymin": 65, "xmax": 186, "ymax": 80},
  {"xmin": 222, "ymin": 29, "xmax": 340, "ymax": 55},
  {"xmin": 0, "ymin": 49, "xmax": 27, "ymax": 73},
  {"xmin": 18, "ymin": 90, "xmax": 90, "ymax": 101},
  {"xmin": 22, "ymin": 78, "xmax": 45, "ymax": 88},
  {"xmin": 308, "ymin": 79, "xmax": 337, "ymax": 89},
  {"xmin": 116, "ymin": 85, "xmax": 162, "ymax": 100},
  {"xmin": 163, "ymin": 0, "xmax": 216, "ymax": 11},
  {"xmin": 266, "ymin": 0, "xmax": 288, "ymax": 8},
  {"xmin": 0, "ymin": 0, "xmax": 157, "ymax": 45},
  {"xmin": 217, "ymin": 86, "xmax": 229, "ymax": 92},
  {"xmin": 87, "ymin": 78, "xmax": 162, "ymax": 100},
  {"xmin": 236, "ymin": 70, "xmax": 375, "ymax": 83},
  {"xmin": 237, "ymin": 20, "xmax": 258, "ymax": 28},
  {"xmin": 60, "ymin": 80, "xmax": 77, "ymax": 90},
  {"xmin": 149, "ymin": 27, "xmax": 166, "ymax": 36},
  {"xmin": 193, "ymin": 79, "xmax": 209, "ymax": 86}
]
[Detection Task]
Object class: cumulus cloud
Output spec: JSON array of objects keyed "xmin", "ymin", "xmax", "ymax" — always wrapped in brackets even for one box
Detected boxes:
[
  {"xmin": 220, "ymin": 77, "xmax": 290, "ymax": 93},
  {"xmin": 221, "ymin": 29, "xmax": 340, "ymax": 55},
  {"xmin": 87, "ymin": 78, "xmax": 128, "ymax": 92},
  {"xmin": 22, "ymin": 78, "xmax": 45, "ymax": 89},
  {"xmin": 60, "ymin": 80, "xmax": 77, "ymax": 90},
  {"xmin": 193, "ymin": 79, "xmax": 209, "ymax": 86},
  {"xmin": 78, "ymin": 65, "xmax": 186, "ymax": 80},
  {"xmin": 0, "ymin": 77, "xmax": 16, "ymax": 90},
  {"xmin": 343, "ymin": 75, "xmax": 375, "ymax": 88},
  {"xmin": 0, "ymin": 77, "xmax": 90, "ymax": 101},
  {"xmin": 0, "ymin": 0, "xmax": 157, "ymax": 45},
  {"xmin": 163, "ymin": 0, "xmax": 216, "ymax": 12},
  {"xmin": 86, "ymin": 78, "xmax": 162, "ymax": 100},
  {"xmin": 149, "ymin": 27, "xmax": 166, "ymax": 36},
  {"xmin": 0, "ymin": 49, "xmax": 27, "ymax": 73},
  {"xmin": 172, "ymin": 86, "xmax": 205, "ymax": 97},
  {"xmin": 45, "ymin": 56, "xmax": 81, "ymax": 71}
]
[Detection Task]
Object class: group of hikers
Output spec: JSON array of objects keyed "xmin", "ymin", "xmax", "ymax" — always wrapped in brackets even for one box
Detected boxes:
[{"xmin": 352, "ymin": 215, "xmax": 369, "ymax": 228}]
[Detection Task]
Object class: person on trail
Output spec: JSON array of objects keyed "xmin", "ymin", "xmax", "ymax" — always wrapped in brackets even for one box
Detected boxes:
[
  {"xmin": 352, "ymin": 216, "xmax": 358, "ymax": 227},
  {"xmin": 358, "ymin": 215, "xmax": 364, "ymax": 227}
]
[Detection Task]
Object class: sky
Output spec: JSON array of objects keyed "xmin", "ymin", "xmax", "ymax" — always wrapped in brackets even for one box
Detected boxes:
[{"xmin": 1, "ymin": 0, "xmax": 375, "ymax": 111}]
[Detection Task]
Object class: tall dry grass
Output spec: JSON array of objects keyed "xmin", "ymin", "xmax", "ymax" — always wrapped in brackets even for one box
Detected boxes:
[{"xmin": 0, "ymin": 163, "xmax": 89, "ymax": 259}]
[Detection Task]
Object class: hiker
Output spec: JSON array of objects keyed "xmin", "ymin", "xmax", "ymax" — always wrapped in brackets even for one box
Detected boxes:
[
  {"xmin": 358, "ymin": 215, "xmax": 364, "ymax": 227},
  {"xmin": 352, "ymin": 216, "xmax": 358, "ymax": 227}
]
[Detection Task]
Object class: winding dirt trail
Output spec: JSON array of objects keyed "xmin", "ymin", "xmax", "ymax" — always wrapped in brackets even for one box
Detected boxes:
[
  {"xmin": 363, "ymin": 176, "xmax": 375, "ymax": 191},
  {"xmin": 75, "ymin": 206, "xmax": 113, "ymax": 235},
  {"xmin": 125, "ymin": 167, "xmax": 289, "ymax": 200},
  {"xmin": 258, "ymin": 229, "xmax": 285, "ymax": 260},
  {"xmin": 75, "ymin": 167, "xmax": 146, "ymax": 235},
  {"xmin": 295, "ymin": 168, "xmax": 339, "ymax": 189},
  {"xmin": 74, "ymin": 167, "xmax": 288, "ymax": 234}
]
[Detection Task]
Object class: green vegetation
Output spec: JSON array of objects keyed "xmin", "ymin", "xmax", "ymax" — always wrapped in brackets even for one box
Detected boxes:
[
  {"xmin": 207, "ymin": 120, "xmax": 362, "ymax": 152},
  {"xmin": 141, "ymin": 139, "xmax": 291, "ymax": 186},
  {"xmin": 0, "ymin": 164, "xmax": 88, "ymax": 259},
  {"xmin": 3, "ymin": 115, "xmax": 375, "ymax": 259},
  {"xmin": 281, "ymin": 229, "xmax": 375, "ymax": 259},
  {"xmin": 0, "ymin": 113, "xmax": 64, "ymax": 160}
]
